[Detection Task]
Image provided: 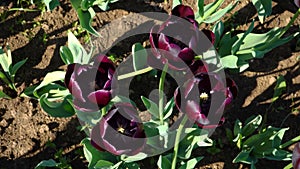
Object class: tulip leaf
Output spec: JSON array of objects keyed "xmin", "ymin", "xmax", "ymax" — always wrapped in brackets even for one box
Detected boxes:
[
  {"xmin": 141, "ymin": 96, "xmax": 159, "ymax": 119},
  {"xmin": 81, "ymin": 0, "xmax": 94, "ymax": 11},
  {"xmin": 241, "ymin": 115, "xmax": 262, "ymax": 138},
  {"xmin": 43, "ymin": 0, "xmax": 60, "ymax": 11},
  {"xmin": 111, "ymin": 95, "xmax": 136, "ymax": 107},
  {"xmin": 60, "ymin": 46, "xmax": 73, "ymax": 65},
  {"xmin": 203, "ymin": 1, "xmax": 237, "ymax": 24},
  {"xmin": 251, "ymin": 0, "xmax": 272, "ymax": 23},
  {"xmin": 81, "ymin": 138, "xmax": 117, "ymax": 169},
  {"xmin": 0, "ymin": 48, "xmax": 11, "ymax": 73},
  {"xmin": 94, "ymin": 160, "xmax": 114, "ymax": 168},
  {"xmin": 212, "ymin": 21, "xmax": 224, "ymax": 47},
  {"xmin": 232, "ymin": 20, "xmax": 255, "ymax": 54},
  {"xmin": 163, "ymin": 97, "xmax": 175, "ymax": 120},
  {"xmin": 34, "ymin": 71, "xmax": 66, "ymax": 97},
  {"xmin": 178, "ymin": 128, "xmax": 210, "ymax": 159},
  {"xmin": 67, "ymin": 31, "xmax": 90, "ymax": 64},
  {"xmin": 233, "ymin": 148, "xmax": 257, "ymax": 164},
  {"xmin": 157, "ymin": 155, "xmax": 171, "ymax": 169},
  {"xmin": 39, "ymin": 94, "xmax": 75, "ymax": 117},
  {"xmin": 220, "ymin": 55, "xmax": 238, "ymax": 68},
  {"xmin": 121, "ymin": 152, "xmax": 147, "ymax": 163},
  {"xmin": 178, "ymin": 157, "xmax": 203, "ymax": 169},
  {"xmin": 10, "ymin": 58, "xmax": 27, "ymax": 77},
  {"xmin": 132, "ymin": 43, "xmax": 148, "ymax": 71},
  {"xmin": 34, "ymin": 159, "xmax": 59, "ymax": 169},
  {"xmin": 197, "ymin": 0, "xmax": 204, "ymax": 17},
  {"xmin": 0, "ymin": 90, "xmax": 10, "ymax": 99},
  {"xmin": 172, "ymin": 0, "xmax": 182, "ymax": 9},
  {"xmin": 76, "ymin": 109, "xmax": 102, "ymax": 126},
  {"xmin": 272, "ymin": 75, "xmax": 286, "ymax": 102}
]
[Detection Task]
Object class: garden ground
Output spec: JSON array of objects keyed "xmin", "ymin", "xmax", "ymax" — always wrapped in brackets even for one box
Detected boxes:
[{"xmin": 0, "ymin": 0, "xmax": 300, "ymax": 168}]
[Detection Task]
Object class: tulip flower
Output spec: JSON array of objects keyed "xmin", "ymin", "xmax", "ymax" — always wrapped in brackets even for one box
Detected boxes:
[
  {"xmin": 149, "ymin": 5, "xmax": 215, "ymax": 70},
  {"xmin": 91, "ymin": 104, "xmax": 146, "ymax": 155},
  {"xmin": 174, "ymin": 73, "xmax": 237, "ymax": 128},
  {"xmin": 295, "ymin": 0, "xmax": 300, "ymax": 7},
  {"xmin": 293, "ymin": 142, "xmax": 300, "ymax": 169},
  {"xmin": 65, "ymin": 55, "xmax": 115, "ymax": 112}
]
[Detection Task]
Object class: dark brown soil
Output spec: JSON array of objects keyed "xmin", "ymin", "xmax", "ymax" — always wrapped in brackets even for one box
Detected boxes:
[{"xmin": 0, "ymin": 0, "xmax": 300, "ymax": 169}]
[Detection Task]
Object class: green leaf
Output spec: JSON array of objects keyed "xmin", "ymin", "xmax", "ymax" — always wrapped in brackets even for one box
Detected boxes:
[
  {"xmin": 264, "ymin": 149, "xmax": 292, "ymax": 161},
  {"xmin": 197, "ymin": 0, "xmax": 204, "ymax": 17},
  {"xmin": 34, "ymin": 159, "xmax": 59, "ymax": 169},
  {"xmin": 76, "ymin": 108, "xmax": 102, "ymax": 126},
  {"xmin": 81, "ymin": 0, "xmax": 95, "ymax": 11},
  {"xmin": 233, "ymin": 149, "xmax": 257, "ymax": 164},
  {"xmin": 204, "ymin": 2, "xmax": 237, "ymax": 23},
  {"xmin": 111, "ymin": 95, "xmax": 136, "ymax": 107},
  {"xmin": 67, "ymin": 31, "xmax": 89, "ymax": 64},
  {"xmin": 10, "ymin": 58, "xmax": 27, "ymax": 76},
  {"xmin": 0, "ymin": 90, "xmax": 10, "ymax": 99},
  {"xmin": 220, "ymin": 55, "xmax": 239, "ymax": 68},
  {"xmin": 178, "ymin": 128, "xmax": 210, "ymax": 159},
  {"xmin": 141, "ymin": 96, "xmax": 159, "ymax": 119},
  {"xmin": 212, "ymin": 21, "xmax": 224, "ymax": 46},
  {"xmin": 121, "ymin": 152, "xmax": 147, "ymax": 163},
  {"xmin": 251, "ymin": 0, "xmax": 272, "ymax": 23},
  {"xmin": 81, "ymin": 138, "xmax": 117, "ymax": 168},
  {"xmin": 157, "ymin": 155, "xmax": 171, "ymax": 169},
  {"xmin": 60, "ymin": 46, "xmax": 74, "ymax": 65},
  {"xmin": 77, "ymin": 8, "xmax": 100, "ymax": 37},
  {"xmin": 272, "ymin": 75, "xmax": 286, "ymax": 102},
  {"xmin": 0, "ymin": 71, "xmax": 11, "ymax": 86},
  {"xmin": 232, "ymin": 20, "xmax": 255, "ymax": 54},
  {"xmin": 172, "ymin": 0, "xmax": 182, "ymax": 9},
  {"xmin": 132, "ymin": 43, "xmax": 148, "ymax": 71},
  {"xmin": 34, "ymin": 71, "xmax": 66, "ymax": 97},
  {"xmin": 163, "ymin": 97, "xmax": 175, "ymax": 120},
  {"xmin": 39, "ymin": 94, "xmax": 75, "ymax": 117},
  {"xmin": 179, "ymin": 157, "xmax": 203, "ymax": 169},
  {"xmin": 94, "ymin": 160, "xmax": 114, "ymax": 168},
  {"xmin": 0, "ymin": 50, "xmax": 11, "ymax": 72},
  {"xmin": 43, "ymin": 0, "xmax": 60, "ymax": 11},
  {"xmin": 241, "ymin": 115, "xmax": 262, "ymax": 138}
]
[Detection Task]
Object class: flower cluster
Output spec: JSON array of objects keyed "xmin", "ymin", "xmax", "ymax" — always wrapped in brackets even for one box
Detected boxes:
[{"xmin": 65, "ymin": 5, "xmax": 237, "ymax": 156}]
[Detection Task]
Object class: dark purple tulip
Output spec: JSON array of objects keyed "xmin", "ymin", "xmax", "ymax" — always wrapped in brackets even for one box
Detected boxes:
[
  {"xmin": 295, "ymin": 0, "xmax": 300, "ymax": 7},
  {"xmin": 65, "ymin": 55, "xmax": 115, "ymax": 112},
  {"xmin": 174, "ymin": 73, "xmax": 237, "ymax": 128},
  {"xmin": 149, "ymin": 5, "xmax": 215, "ymax": 70},
  {"xmin": 293, "ymin": 142, "xmax": 300, "ymax": 169},
  {"xmin": 91, "ymin": 104, "xmax": 146, "ymax": 155}
]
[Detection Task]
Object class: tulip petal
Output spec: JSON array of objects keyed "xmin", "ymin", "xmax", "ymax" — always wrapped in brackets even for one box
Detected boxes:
[
  {"xmin": 185, "ymin": 100, "xmax": 201, "ymax": 121},
  {"xmin": 295, "ymin": 0, "xmax": 300, "ymax": 7},
  {"xmin": 172, "ymin": 5, "xmax": 195, "ymax": 20},
  {"xmin": 88, "ymin": 90, "xmax": 111, "ymax": 106}
]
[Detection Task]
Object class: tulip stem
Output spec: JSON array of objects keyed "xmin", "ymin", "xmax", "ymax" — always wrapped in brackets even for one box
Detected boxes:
[
  {"xmin": 117, "ymin": 67, "xmax": 153, "ymax": 80},
  {"xmin": 171, "ymin": 115, "xmax": 188, "ymax": 169},
  {"xmin": 278, "ymin": 8, "xmax": 300, "ymax": 38},
  {"xmin": 158, "ymin": 63, "xmax": 168, "ymax": 125},
  {"xmin": 279, "ymin": 134, "xmax": 300, "ymax": 149}
]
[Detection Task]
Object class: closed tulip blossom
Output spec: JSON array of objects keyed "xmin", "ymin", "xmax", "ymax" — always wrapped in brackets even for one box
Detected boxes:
[
  {"xmin": 65, "ymin": 55, "xmax": 115, "ymax": 112},
  {"xmin": 174, "ymin": 73, "xmax": 237, "ymax": 128},
  {"xmin": 293, "ymin": 142, "xmax": 300, "ymax": 169},
  {"xmin": 149, "ymin": 5, "xmax": 215, "ymax": 70},
  {"xmin": 91, "ymin": 104, "xmax": 146, "ymax": 155}
]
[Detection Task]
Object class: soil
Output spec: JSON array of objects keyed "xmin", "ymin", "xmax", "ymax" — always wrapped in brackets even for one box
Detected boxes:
[{"xmin": 0, "ymin": 0, "xmax": 300, "ymax": 169}]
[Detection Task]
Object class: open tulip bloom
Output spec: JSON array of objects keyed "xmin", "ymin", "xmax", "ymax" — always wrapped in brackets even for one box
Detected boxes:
[
  {"xmin": 65, "ymin": 55, "xmax": 115, "ymax": 112},
  {"xmin": 174, "ymin": 72, "xmax": 237, "ymax": 128},
  {"xmin": 91, "ymin": 103, "xmax": 146, "ymax": 156},
  {"xmin": 149, "ymin": 5, "xmax": 215, "ymax": 70}
]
